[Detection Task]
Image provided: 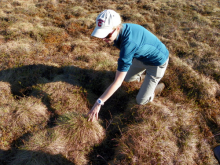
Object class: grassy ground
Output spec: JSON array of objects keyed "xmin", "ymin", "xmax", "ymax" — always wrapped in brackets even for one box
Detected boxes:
[{"xmin": 0, "ymin": 0, "xmax": 220, "ymax": 164}]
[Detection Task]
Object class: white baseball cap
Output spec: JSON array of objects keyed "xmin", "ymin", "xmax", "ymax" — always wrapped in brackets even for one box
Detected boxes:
[{"xmin": 91, "ymin": 9, "xmax": 121, "ymax": 38}]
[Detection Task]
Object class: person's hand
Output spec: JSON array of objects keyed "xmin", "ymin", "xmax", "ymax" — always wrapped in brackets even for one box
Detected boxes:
[{"xmin": 87, "ymin": 102, "xmax": 101, "ymax": 122}]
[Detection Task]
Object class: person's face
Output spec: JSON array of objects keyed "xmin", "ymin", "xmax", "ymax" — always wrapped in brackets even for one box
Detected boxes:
[{"xmin": 102, "ymin": 27, "xmax": 119, "ymax": 44}]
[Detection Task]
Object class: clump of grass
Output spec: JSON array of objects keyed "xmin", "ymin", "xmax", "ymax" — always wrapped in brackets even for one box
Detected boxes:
[
  {"xmin": 11, "ymin": 112, "xmax": 105, "ymax": 165},
  {"xmin": 46, "ymin": 0, "xmax": 59, "ymax": 9},
  {"xmin": 0, "ymin": 38, "xmax": 33, "ymax": 57},
  {"xmin": 9, "ymin": 150, "xmax": 74, "ymax": 165},
  {"xmin": 0, "ymin": 9, "xmax": 7, "ymax": 18},
  {"xmin": 0, "ymin": 96, "xmax": 49, "ymax": 149},
  {"xmin": 90, "ymin": 52, "xmax": 117, "ymax": 71},
  {"xmin": 7, "ymin": 22, "xmax": 34, "ymax": 37},
  {"xmin": 8, "ymin": 129, "xmax": 74, "ymax": 165},
  {"xmin": 0, "ymin": 81, "xmax": 13, "ymax": 104},
  {"xmin": 67, "ymin": 6, "xmax": 89, "ymax": 17},
  {"xmin": 34, "ymin": 26, "xmax": 68, "ymax": 44},
  {"xmin": 65, "ymin": 18, "xmax": 92, "ymax": 37},
  {"xmin": 13, "ymin": 2, "xmax": 39, "ymax": 16},
  {"xmin": 55, "ymin": 113, "xmax": 105, "ymax": 164},
  {"xmin": 121, "ymin": 12, "xmax": 147, "ymax": 24},
  {"xmin": 111, "ymin": 115, "xmax": 178, "ymax": 164},
  {"xmin": 73, "ymin": 17, "xmax": 96, "ymax": 29},
  {"xmin": 33, "ymin": 81, "xmax": 89, "ymax": 115},
  {"xmin": 12, "ymin": 97, "xmax": 49, "ymax": 127},
  {"xmin": 0, "ymin": 39, "xmax": 49, "ymax": 65},
  {"xmin": 58, "ymin": 42, "xmax": 73, "ymax": 53},
  {"xmin": 167, "ymin": 55, "xmax": 219, "ymax": 101},
  {"xmin": 162, "ymin": 55, "xmax": 220, "ymax": 129},
  {"xmin": 110, "ymin": 97, "xmax": 218, "ymax": 164},
  {"xmin": 71, "ymin": 38, "xmax": 96, "ymax": 58}
]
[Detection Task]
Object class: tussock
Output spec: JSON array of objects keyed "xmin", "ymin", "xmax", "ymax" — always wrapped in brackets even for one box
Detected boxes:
[
  {"xmin": 0, "ymin": 39, "xmax": 49, "ymax": 66},
  {"xmin": 9, "ymin": 149, "xmax": 74, "ymax": 165},
  {"xmin": 0, "ymin": 82, "xmax": 13, "ymax": 104},
  {"xmin": 11, "ymin": 113, "xmax": 105, "ymax": 165},
  {"xmin": 55, "ymin": 113, "xmax": 105, "ymax": 164},
  {"xmin": 0, "ymin": 39, "xmax": 32, "ymax": 55},
  {"xmin": 170, "ymin": 54, "xmax": 220, "ymax": 99},
  {"xmin": 4, "ymin": 13, "xmax": 30, "ymax": 25},
  {"xmin": 112, "ymin": 117, "xmax": 178, "ymax": 164},
  {"xmin": 0, "ymin": 9, "xmax": 7, "ymax": 18},
  {"xmin": 0, "ymin": 96, "xmax": 49, "ymax": 149},
  {"xmin": 74, "ymin": 17, "xmax": 95, "ymax": 28},
  {"xmin": 13, "ymin": 97, "xmax": 49, "ymax": 126},
  {"xmin": 68, "ymin": 6, "xmax": 88, "ymax": 17},
  {"xmin": 112, "ymin": 98, "xmax": 218, "ymax": 164},
  {"xmin": 14, "ymin": 3, "xmax": 39, "ymax": 16},
  {"xmin": 35, "ymin": 81, "xmax": 89, "ymax": 115},
  {"xmin": 48, "ymin": 0, "xmax": 58, "ymax": 8},
  {"xmin": 7, "ymin": 22, "xmax": 34, "ymax": 37},
  {"xmin": 90, "ymin": 52, "xmax": 117, "ymax": 71},
  {"xmin": 37, "ymin": 26, "xmax": 68, "ymax": 43}
]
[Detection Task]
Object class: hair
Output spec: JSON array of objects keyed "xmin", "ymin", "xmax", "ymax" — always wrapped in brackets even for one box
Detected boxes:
[{"xmin": 114, "ymin": 23, "xmax": 123, "ymax": 37}]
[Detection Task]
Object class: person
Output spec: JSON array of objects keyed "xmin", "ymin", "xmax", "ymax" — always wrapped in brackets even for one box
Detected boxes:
[
  {"xmin": 87, "ymin": 9, "xmax": 169, "ymax": 122},
  {"xmin": 214, "ymin": 145, "xmax": 220, "ymax": 163}
]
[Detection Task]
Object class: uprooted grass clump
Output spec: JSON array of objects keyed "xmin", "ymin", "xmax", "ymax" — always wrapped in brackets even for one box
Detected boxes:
[{"xmin": 0, "ymin": 0, "xmax": 219, "ymax": 164}]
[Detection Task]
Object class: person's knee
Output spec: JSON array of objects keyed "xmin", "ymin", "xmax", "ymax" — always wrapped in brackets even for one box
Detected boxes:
[
  {"xmin": 124, "ymin": 76, "xmax": 136, "ymax": 82},
  {"xmin": 124, "ymin": 75, "xmax": 141, "ymax": 83},
  {"xmin": 124, "ymin": 77, "xmax": 130, "ymax": 82},
  {"xmin": 136, "ymin": 98, "xmax": 149, "ymax": 105},
  {"xmin": 136, "ymin": 95, "xmax": 154, "ymax": 105}
]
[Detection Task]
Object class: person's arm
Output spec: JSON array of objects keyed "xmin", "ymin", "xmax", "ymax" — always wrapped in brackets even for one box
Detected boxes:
[{"xmin": 87, "ymin": 70, "xmax": 127, "ymax": 122}]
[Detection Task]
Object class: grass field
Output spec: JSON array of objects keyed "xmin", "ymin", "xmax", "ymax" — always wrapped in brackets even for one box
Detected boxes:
[{"xmin": 0, "ymin": 0, "xmax": 220, "ymax": 164}]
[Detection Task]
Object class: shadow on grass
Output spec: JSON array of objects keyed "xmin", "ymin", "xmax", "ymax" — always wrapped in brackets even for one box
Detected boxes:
[
  {"xmin": 0, "ymin": 64, "xmax": 110, "ymax": 125},
  {"xmin": 0, "ymin": 63, "xmax": 219, "ymax": 164},
  {"xmin": 0, "ymin": 148, "xmax": 75, "ymax": 165},
  {"xmin": 0, "ymin": 64, "xmax": 138, "ymax": 164}
]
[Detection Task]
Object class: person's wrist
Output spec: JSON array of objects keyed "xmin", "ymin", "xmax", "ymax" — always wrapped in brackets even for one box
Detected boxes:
[{"xmin": 96, "ymin": 98, "xmax": 104, "ymax": 105}]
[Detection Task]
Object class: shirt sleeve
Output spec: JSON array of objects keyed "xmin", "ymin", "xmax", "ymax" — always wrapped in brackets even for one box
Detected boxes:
[{"xmin": 117, "ymin": 41, "xmax": 138, "ymax": 72}]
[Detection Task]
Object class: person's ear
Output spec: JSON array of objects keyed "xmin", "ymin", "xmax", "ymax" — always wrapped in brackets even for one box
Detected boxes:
[{"xmin": 117, "ymin": 25, "xmax": 121, "ymax": 31}]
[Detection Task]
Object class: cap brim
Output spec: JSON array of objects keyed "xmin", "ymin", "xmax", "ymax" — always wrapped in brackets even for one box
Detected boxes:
[{"xmin": 91, "ymin": 27, "xmax": 113, "ymax": 39}]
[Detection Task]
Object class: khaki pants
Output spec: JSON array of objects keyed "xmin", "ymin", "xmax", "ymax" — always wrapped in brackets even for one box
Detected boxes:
[{"xmin": 124, "ymin": 58, "xmax": 169, "ymax": 105}]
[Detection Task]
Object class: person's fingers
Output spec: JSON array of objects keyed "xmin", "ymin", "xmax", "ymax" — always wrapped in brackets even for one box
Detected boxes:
[
  {"xmin": 87, "ymin": 105, "xmax": 101, "ymax": 122},
  {"xmin": 96, "ymin": 112, "xmax": 98, "ymax": 120},
  {"xmin": 91, "ymin": 113, "xmax": 95, "ymax": 122},
  {"xmin": 88, "ymin": 113, "xmax": 92, "ymax": 122},
  {"xmin": 87, "ymin": 112, "xmax": 90, "ymax": 121},
  {"xmin": 88, "ymin": 112, "xmax": 95, "ymax": 122},
  {"xmin": 87, "ymin": 108, "xmax": 94, "ymax": 121},
  {"xmin": 86, "ymin": 109, "xmax": 92, "ymax": 117}
]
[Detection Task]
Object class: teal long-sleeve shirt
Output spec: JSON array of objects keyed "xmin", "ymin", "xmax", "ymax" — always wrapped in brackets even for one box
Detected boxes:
[{"xmin": 114, "ymin": 23, "xmax": 169, "ymax": 72}]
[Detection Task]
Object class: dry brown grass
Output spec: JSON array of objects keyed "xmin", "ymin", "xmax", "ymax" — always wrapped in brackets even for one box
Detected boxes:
[
  {"xmin": 0, "ymin": 84, "xmax": 49, "ymax": 149},
  {"xmin": 0, "ymin": 0, "xmax": 219, "ymax": 164},
  {"xmin": 32, "ymin": 81, "xmax": 89, "ymax": 115},
  {"xmin": 110, "ymin": 97, "xmax": 217, "ymax": 164},
  {"xmin": 10, "ymin": 113, "xmax": 105, "ymax": 165}
]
